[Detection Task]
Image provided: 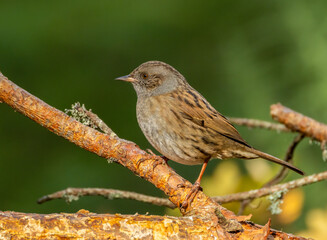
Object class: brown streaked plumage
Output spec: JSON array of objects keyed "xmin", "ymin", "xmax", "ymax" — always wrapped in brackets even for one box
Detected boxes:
[{"xmin": 116, "ymin": 61, "xmax": 304, "ymax": 207}]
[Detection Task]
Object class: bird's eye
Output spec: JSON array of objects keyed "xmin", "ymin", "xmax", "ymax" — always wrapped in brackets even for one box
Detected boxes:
[{"xmin": 141, "ymin": 73, "xmax": 148, "ymax": 80}]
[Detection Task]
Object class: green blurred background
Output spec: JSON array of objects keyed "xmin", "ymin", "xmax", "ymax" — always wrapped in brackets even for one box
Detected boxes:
[{"xmin": 1, "ymin": 1, "xmax": 326, "ymax": 237}]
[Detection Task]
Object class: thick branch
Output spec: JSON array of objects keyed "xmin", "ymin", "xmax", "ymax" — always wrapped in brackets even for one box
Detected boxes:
[
  {"xmin": 0, "ymin": 210, "xmax": 301, "ymax": 240},
  {"xmin": 271, "ymin": 103, "xmax": 327, "ymax": 142}
]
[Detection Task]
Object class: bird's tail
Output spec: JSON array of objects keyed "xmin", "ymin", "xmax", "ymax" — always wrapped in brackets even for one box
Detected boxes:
[{"xmin": 248, "ymin": 148, "xmax": 304, "ymax": 175}]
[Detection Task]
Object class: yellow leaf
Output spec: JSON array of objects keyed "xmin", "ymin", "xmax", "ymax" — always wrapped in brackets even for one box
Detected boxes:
[
  {"xmin": 297, "ymin": 206, "xmax": 327, "ymax": 240},
  {"xmin": 202, "ymin": 161, "xmax": 241, "ymax": 196},
  {"xmin": 245, "ymin": 159, "xmax": 275, "ymax": 183},
  {"xmin": 277, "ymin": 189, "xmax": 304, "ymax": 224}
]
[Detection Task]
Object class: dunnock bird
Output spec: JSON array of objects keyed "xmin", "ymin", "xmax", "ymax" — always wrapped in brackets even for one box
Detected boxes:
[{"xmin": 116, "ymin": 61, "xmax": 304, "ymax": 206}]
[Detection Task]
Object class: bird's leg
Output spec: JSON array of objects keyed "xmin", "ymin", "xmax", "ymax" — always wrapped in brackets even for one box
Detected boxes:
[{"xmin": 181, "ymin": 159, "xmax": 209, "ymax": 209}]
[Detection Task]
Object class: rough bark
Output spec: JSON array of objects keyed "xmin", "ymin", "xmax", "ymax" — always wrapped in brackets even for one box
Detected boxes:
[{"xmin": 0, "ymin": 210, "xmax": 306, "ymax": 239}]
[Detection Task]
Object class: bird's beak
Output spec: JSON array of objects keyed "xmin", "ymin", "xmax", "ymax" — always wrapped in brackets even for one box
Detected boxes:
[{"xmin": 115, "ymin": 75, "xmax": 138, "ymax": 83}]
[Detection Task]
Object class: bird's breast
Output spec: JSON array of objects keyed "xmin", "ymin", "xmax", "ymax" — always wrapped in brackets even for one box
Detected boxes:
[{"xmin": 136, "ymin": 95, "xmax": 213, "ymax": 165}]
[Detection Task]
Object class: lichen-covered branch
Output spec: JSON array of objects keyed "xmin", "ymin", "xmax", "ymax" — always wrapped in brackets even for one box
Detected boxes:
[
  {"xmin": 212, "ymin": 171, "xmax": 327, "ymax": 203},
  {"xmin": 66, "ymin": 102, "xmax": 117, "ymax": 137}
]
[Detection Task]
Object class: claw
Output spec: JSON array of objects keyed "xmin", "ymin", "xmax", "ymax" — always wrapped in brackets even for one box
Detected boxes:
[
  {"xmin": 136, "ymin": 157, "xmax": 147, "ymax": 168},
  {"xmin": 136, "ymin": 155, "xmax": 168, "ymax": 171},
  {"xmin": 180, "ymin": 159, "xmax": 208, "ymax": 209},
  {"xmin": 152, "ymin": 158, "xmax": 166, "ymax": 170},
  {"xmin": 161, "ymin": 156, "xmax": 170, "ymax": 166},
  {"xmin": 146, "ymin": 149, "xmax": 156, "ymax": 155},
  {"xmin": 180, "ymin": 182, "xmax": 203, "ymax": 209},
  {"xmin": 177, "ymin": 183, "xmax": 186, "ymax": 189}
]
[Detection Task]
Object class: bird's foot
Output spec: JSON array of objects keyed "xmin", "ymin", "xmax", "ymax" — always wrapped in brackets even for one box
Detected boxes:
[
  {"xmin": 146, "ymin": 148, "xmax": 156, "ymax": 155},
  {"xmin": 180, "ymin": 182, "xmax": 203, "ymax": 209},
  {"xmin": 160, "ymin": 156, "xmax": 170, "ymax": 165},
  {"xmin": 136, "ymin": 153, "xmax": 169, "ymax": 170},
  {"xmin": 146, "ymin": 149, "xmax": 170, "ymax": 165},
  {"xmin": 152, "ymin": 155, "xmax": 170, "ymax": 170}
]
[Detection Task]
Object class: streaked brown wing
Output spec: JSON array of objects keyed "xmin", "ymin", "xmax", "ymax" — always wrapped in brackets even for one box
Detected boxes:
[{"xmin": 171, "ymin": 87, "xmax": 251, "ymax": 148}]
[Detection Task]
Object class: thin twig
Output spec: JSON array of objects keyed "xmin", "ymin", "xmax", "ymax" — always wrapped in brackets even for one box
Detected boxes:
[
  {"xmin": 228, "ymin": 117, "xmax": 290, "ymax": 132},
  {"xmin": 38, "ymin": 171, "xmax": 327, "ymax": 208},
  {"xmin": 213, "ymin": 171, "xmax": 327, "ymax": 204},
  {"xmin": 68, "ymin": 102, "xmax": 117, "ymax": 137},
  {"xmin": 38, "ymin": 187, "xmax": 175, "ymax": 208}
]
